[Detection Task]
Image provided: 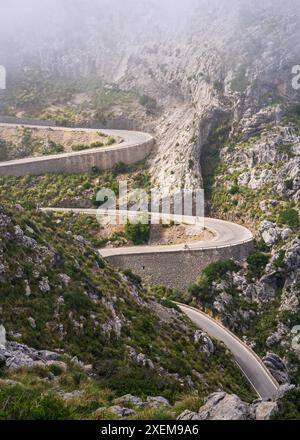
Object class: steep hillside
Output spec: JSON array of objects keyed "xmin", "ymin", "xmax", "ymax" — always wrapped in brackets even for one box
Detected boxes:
[{"xmin": 0, "ymin": 203, "xmax": 254, "ymax": 419}]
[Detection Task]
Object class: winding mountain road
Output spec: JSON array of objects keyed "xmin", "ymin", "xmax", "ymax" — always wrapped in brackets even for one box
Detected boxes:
[
  {"xmin": 0, "ymin": 123, "xmax": 154, "ymax": 176},
  {"xmin": 177, "ymin": 304, "xmax": 279, "ymax": 400},
  {"xmin": 41, "ymin": 207, "xmax": 253, "ymax": 255},
  {"xmin": 1, "ymin": 121, "xmax": 279, "ymax": 400}
]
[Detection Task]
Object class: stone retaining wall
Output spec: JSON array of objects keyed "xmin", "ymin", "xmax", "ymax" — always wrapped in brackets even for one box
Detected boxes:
[
  {"xmin": 0, "ymin": 140, "xmax": 154, "ymax": 176},
  {"xmin": 105, "ymin": 240, "xmax": 254, "ymax": 290}
]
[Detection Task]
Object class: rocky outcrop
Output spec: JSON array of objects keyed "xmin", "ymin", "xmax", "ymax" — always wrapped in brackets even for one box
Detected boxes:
[
  {"xmin": 194, "ymin": 330, "xmax": 215, "ymax": 357},
  {"xmin": 196, "ymin": 392, "xmax": 250, "ymax": 421},
  {"xmin": 251, "ymin": 401, "xmax": 279, "ymax": 421},
  {"xmin": 113, "ymin": 394, "xmax": 170, "ymax": 410},
  {"xmin": 108, "ymin": 406, "xmax": 136, "ymax": 418},
  {"xmin": 0, "ymin": 340, "xmax": 60, "ymax": 370},
  {"xmin": 177, "ymin": 392, "xmax": 282, "ymax": 421},
  {"xmin": 177, "ymin": 410, "xmax": 202, "ymax": 420},
  {"xmin": 263, "ymin": 353, "xmax": 290, "ymax": 385}
]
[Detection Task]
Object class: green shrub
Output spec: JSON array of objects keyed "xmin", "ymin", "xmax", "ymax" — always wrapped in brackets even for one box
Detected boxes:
[
  {"xmin": 188, "ymin": 260, "xmax": 238, "ymax": 308},
  {"xmin": 71, "ymin": 144, "xmax": 90, "ymax": 152},
  {"xmin": 200, "ymin": 260, "xmax": 238, "ymax": 284},
  {"xmin": 64, "ymin": 290, "xmax": 92, "ymax": 311},
  {"xmin": 45, "ymin": 141, "xmax": 64, "ymax": 155},
  {"xmin": 91, "ymin": 141, "xmax": 104, "ymax": 148},
  {"xmin": 0, "ymin": 386, "xmax": 72, "ymax": 420},
  {"xmin": 49, "ymin": 363, "xmax": 64, "ymax": 377},
  {"xmin": 122, "ymin": 268, "xmax": 142, "ymax": 285},
  {"xmin": 124, "ymin": 222, "xmax": 150, "ymax": 245},
  {"xmin": 106, "ymin": 136, "xmax": 115, "ymax": 146},
  {"xmin": 273, "ymin": 388, "xmax": 300, "ymax": 420},
  {"xmin": 133, "ymin": 172, "xmax": 151, "ymax": 190},
  {"xmin": 139, "ymin": 95, "xmax": 158, "ymax": 112},
  {"xmin": 112, "ymin": 161, "xmax": 130, "ymax": 176},
  {"xmin": 213, "ymin": 80, "xmax": 224, "ymax": 93},
  {"xmin": 278, "ymin": 208, "xmax": 300, "ymax": 229},
  {"xmin": 247, "ymin": 251, "xmax": 270, "ymax": 279},
  {"xmin": 285, "ymin": 179, "xmax": 294, "ymax": 190},
  {"xmin": 229, "ymin": 184, "xmax": 240, "ymax": 195}
]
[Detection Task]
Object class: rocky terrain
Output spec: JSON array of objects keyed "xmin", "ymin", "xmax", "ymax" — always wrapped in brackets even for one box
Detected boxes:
[
  {"xmin": 0, "ymin": 125, "xmax": 116, "ymax": 161},
  {"xmin": 0, "ymin": 0, "xmax": 299, "ymax": 420},
  {"xmin": 0, "ymin": 203, "xmax": 256, "ymax": 419}
]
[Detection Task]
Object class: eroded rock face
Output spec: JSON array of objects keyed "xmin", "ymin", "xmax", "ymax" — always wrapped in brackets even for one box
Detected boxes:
[{"xmin": 263, "ymin": 353, "xmax": 290, "ymax": 385}]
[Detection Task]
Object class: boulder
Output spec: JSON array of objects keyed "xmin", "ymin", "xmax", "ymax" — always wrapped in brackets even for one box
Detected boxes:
[
  {"xmin": 197, "ymin": 392, "xmax": 250, "ymax": 420},
  {"xmin": 114, "ymin": 394, "xmax": 145, "ymax": 408},
  {"xmin": 177, "ymin": 410, "xmax": 202, "ymax": 420},
  {"xmin": 60, "ymin": 390, "xmax": 84, "ymax": 401},
  {"xmin": 108, "ymin": 405, "xmax": 135, "ymax": 417},
  {"xmin": 146, "ymin": 396, "xmax": 170, "ymax": 408},
  {"xmin": 0, "ymin": 324, "xmax": 6, "ymax": 346},
  {"xmin": 260, "ymin": 221, "xmax": 280, "ymax": 246},
  {"xmin": 194, "ymin": 330, "xmax": 215, "ymax": 357},
  {"xmin": 252, "ymin": 401, "xmax": 278, "ymax": 420},
  {"xmin": 0, "ymin": 341, "xmax": 60, "ymax": 370}
]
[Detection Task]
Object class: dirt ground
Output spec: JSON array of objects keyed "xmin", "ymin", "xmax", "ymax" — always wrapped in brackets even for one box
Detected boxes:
[
  {"xmin": 0, "ymin": 125, "xmax": 118, "ymax": 154},
  {"xmin": 103, "ymin": 223, "xmax": 215, "ymax": 247}
]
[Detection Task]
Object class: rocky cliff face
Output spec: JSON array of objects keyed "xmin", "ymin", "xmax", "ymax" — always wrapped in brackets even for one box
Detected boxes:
[{"xmin": 2, "ymin": 1, "xmax": 300, "ymax": 191}]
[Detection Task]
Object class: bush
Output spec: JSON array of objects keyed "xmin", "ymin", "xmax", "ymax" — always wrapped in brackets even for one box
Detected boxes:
[
  {"xmin": 229, "ymin": 184, "xmax": 240, "ymax": 195},
  {"xmin": 106, "ymin": 136, "xmax": 115, "ymax": 146},
  {"xmin": 45, "ymin": 141, "xmax": 64, "ymax": 155},
  {"xmin": 188, "ymin": 260, "xmax": 238, "ymax": 308},
  {"xmin": 278, "ymin": 208, "xmax": 300, "ymax": 229},
  {"xmin": 247, "ymin": 251, "xmax": 270, "ymax": 279},
  {"xmin": 112, "ymin": 161, "xmax": 130, "ymax": 176},
  {"xmin": 0, "ymin": 386, "xmax": 72, "ymax": 420},
  {"xmin": 124, "ymin": 222, "xmax": 150, "ymax": 245},
  {"xmin": 139, "ymin": 95, "xmax": 158, "ymax": 112},
  {"xmin": 71, "ymin": 144, "xmax": 90, "ymax": 151},
  {"xmin": 273, "ymin": 388, "xmax": 300, "ymax": 420},
  {"xmin": 90, "ymin": 141, "xmax": 104, "ymax": 148},
  {"xmin": 285, "ymin": 179, "xmax": 294, "ymax": 191},
  {"xmin": 200, "ymin": 260, "xmax": 238, "ymax": 284}
]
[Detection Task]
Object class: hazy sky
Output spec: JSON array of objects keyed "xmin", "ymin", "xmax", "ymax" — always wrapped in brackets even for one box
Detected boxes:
[{"xmin": 1, "ymin": 0, "xmax": 298, "ymax": 39}]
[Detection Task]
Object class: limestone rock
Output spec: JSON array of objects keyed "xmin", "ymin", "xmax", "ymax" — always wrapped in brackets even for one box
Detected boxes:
[
  {"xmin": 146, "ymin": 396, "xmax": 170, "ymax": 408},
  {"xmin": 194, "ymin": 330, "xmax": 215, "ymax": 357},
  {"xmin": 114, "ymin": 394, "xmax": 145, "ymax": 408},
  {"xmin": 252, "ymin": 401, "xmax": 278, "ymax": 420},
  {"xmin": 0, "ymin": 324, "xmax": 6, "ymax": 346},
  {"xmin": 177, "ymin": 410, "xmax": 202, "ymax": 420},
  {"xmin": 263, "ymin": 352, "xmax": 290, "ymax": 385},
  {"xmin": 0, "ymin": 341, "xmax": 60, "ymax": 370},
  {"xmin": 197, "ymin": 392, "xmax": 250, "ymax": 420},
  {"xmin": 108, "ymin": 405, "xmax": 136, "ymax": 417}
]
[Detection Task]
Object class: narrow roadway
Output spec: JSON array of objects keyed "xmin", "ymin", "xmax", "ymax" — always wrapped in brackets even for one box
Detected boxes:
[{"xmin": 177, "ymin": 304, "xmax": 279, "ymax": 400}]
